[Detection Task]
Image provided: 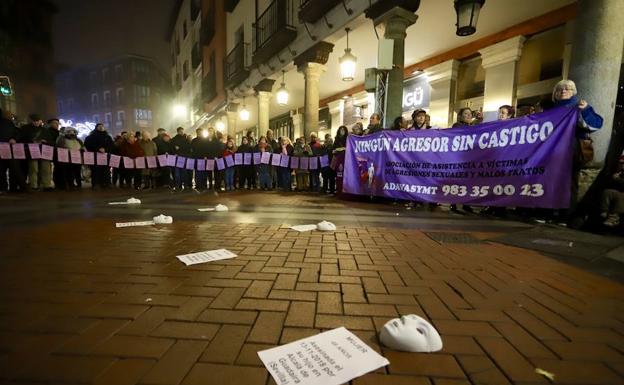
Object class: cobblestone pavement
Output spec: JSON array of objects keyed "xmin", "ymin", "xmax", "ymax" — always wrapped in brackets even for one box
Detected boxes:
[{"xmin": 0, "ymin": 190, "xmax": 623, "ymax": 385}]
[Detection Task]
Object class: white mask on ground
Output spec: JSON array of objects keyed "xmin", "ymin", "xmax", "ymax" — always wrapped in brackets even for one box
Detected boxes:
[{"xmin": 379, "ymin": 314, "xmax": 443, "ymax": 352}]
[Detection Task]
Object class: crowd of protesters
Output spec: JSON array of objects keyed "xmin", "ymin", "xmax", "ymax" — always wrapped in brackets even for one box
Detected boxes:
[{"xmin": 1, "ymin": 80, "xmax": 623, "ymax": 230}]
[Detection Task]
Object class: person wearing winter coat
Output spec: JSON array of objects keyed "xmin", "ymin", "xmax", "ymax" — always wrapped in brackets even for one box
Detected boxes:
[
  {"xmin": 277, "ymin": 137, "xmax": 294, "ymax": 191},
  {"xmin": 0, "ymin": 109, "xmax": 27, "ymax": 192},
  {"xmin": 56, "ymin": 127, "xmax": 84, "ymax": 189},
  {"xmin": 321, "ymin": 134, "xmax": 336, "ymax": 195},
  {"xmin": 332, "ymin": 125, "xmax": 348, "ymax": 197},
  {"xmin": 138, "ymin": 131, "xmax": 158, "ymax": 189},
  {"xmin": 223, "ymin": 138, "xmax": 237, "ymax": 191},
  {"xmin": 191, "ymin": 128, "xmax": 211, "ymax": 191},
  {"xmin": 153, "ymin": 128, "xmax": 173, "ymax": 187},
  {"xmin": 171, "ymin": 126, "xmax": 192, "ymax": 190},
  {"xmin": 255, "ymin": 136, "xmax": 271, "ymax": 190},
  {"xmin": 308, "ymin": 132, "xmax": 322, "ymax": 192},
  {"xmin": 293, "ymin": 137, "xmax": 311, "ymax": 192},
  {"xmin": 552, "ymin": 79, "xmax": 603, "ymax": 216},
  {"xmin": 237, "ymin": 136, "xmax": 255, "ymax": 189},
  {"xmin": 22, "ymin": 114, "xmax": 54, "ymax": 190},
  {"xmin": 119, "ymin": 133, "xmax": 144, "ymax": 189},
  {"xmin": 84, "ymin": 123, "xmax": 114, "ymax": 189}
]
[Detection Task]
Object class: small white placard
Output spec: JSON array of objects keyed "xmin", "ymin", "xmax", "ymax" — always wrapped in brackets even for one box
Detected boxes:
[
  {"xmin": 176, "ymin": 249, "xmax": 237, "ymax": 266},
  {"xmin": 258, "ymin": 327, "xmax": 389, "ymax": 385},
  {"xmin": 115, "ymin": 221, "xmax": 155, "ymax": 228},
  {"xmin": 197, "ymin": 208, "xmax": 216, "ymax": 212},
  {"xmin": 290, "ymin": 224, "xmax": 318, "ymax": 232}
]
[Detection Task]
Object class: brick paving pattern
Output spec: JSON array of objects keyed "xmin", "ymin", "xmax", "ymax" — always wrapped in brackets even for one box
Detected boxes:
[{"xmin": 0, "ymin": 194, "xmax": 623, "ymax": 384}]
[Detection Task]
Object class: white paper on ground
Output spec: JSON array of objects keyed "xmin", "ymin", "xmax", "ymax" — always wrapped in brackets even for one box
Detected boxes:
[
  {"xmin": 258, "ymin": 327, "xmax": 389, "ymax": 385},
  {"xmin": 176, "ymin": 249, "xmax": 237, "ymax": 266},
  {"xmin": 116, "ymin": 221, "xmax": 155, "ymax": 228},
  {"xmin": 290, "ymin": 224, "xmax": 318, "ymax": 232},
  {"xmin": 197, "ymin": 208, "xmax": 216, "ymax": 212}
]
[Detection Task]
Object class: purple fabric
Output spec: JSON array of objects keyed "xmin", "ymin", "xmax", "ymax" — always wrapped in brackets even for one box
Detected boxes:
[{"xmin": 343, "ymin": 107, "xmax": 577, "ymax": 209}]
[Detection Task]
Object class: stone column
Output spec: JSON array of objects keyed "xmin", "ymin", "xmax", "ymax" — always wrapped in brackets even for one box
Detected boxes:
[
  {"xmin": 327, "ymin": 99, "xmax": 344, "ymax": 138},
  {"xmin": 291, "ymin": 113, "xmax": 303, "ymax": 140},
  {"xmin": 568, "ymin": 0, "xmax": 624, "ymax": 164},
  {"xmin": 254, "ymin": 79, "xmax": 275, "ymax": 137},
  {"xmin": 479, "ymin": 36, "xmax": 526, "ymax": 122},
  {"xmin": 425, "ymin": 59, "xmax": 459, "ymax": 128},
  {"xmin": 371, "ymin": 7, "xmax": 417, "ymax": 128},
  {"xmin": 298, "ymin": 63, "xmax": 326, "ymax": 139},
  {"xmin": 562, "ymin": 21, "xmax": 575, "ymax": 80},
  {"xmin": 257, "ymin": 92, "xmax": 271, "ymax": 135}
]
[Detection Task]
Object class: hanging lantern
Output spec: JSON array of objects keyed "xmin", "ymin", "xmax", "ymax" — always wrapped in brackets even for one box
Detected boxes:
[
  {"xmin": 454, "ymin": 0, "xmax": 485, "ymax": 37},
  {"xmin": 276, "ymin": 70, "xmax": 289, "ymax": 106},
  {"xmin": 239, "ymin": 98, "xmax": 250, "ymax": 121},
  {"xmin": 339, "ymin": 27, "xmax": 357, "ymax": 81}
]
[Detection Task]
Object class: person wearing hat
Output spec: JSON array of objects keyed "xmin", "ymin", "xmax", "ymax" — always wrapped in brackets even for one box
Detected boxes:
[{"xmin": 410, "ymin": 109, "xmax": 431, "ymax": 130}]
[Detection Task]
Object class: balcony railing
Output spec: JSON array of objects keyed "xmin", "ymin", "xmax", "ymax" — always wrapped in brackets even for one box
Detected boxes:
[
  {"xmin": 192, "ymin": 43, "xmax": 201, "ymax": 69},
  {"xmin": 252, "ymin": 0, "xmax": 297, "ymax": 66},
  {"xmin": 202, "ymin": 70, "xmax": 217, "ymax": 104},
  {"xmin": 298, "ymin": 0, "xmax": 340, "ymax": 24},
  {"xmin": 201, "ymin": 6, "xmax": 216, "ymax": 45},
  {"xmin": 224, "ymin": 41, "xmax": 249, "ymax": 88}
]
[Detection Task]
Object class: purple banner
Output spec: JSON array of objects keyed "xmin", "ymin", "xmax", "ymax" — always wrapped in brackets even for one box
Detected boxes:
[
  {"xmin": 343, "ymin": 107, "xmax": 578, "ymax": 209},
  {"xmin": 57, "ymin": 148, "xmax": 69, "ymax": 163},
  {"xmin": 146, "ymin": 156, "xmax": 158, "ymax": 168},
  {"xmin": 291, "ymin": 157, "xmax": 300, "ymax": 169},
  {"xmin": 12, "ymin": 143, "xmax": 26, "ymax": 159}
]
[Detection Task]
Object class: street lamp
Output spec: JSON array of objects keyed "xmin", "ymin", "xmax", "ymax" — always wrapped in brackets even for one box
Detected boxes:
[
  {"xmin": 239, "ymin": 98, "xmax": 250, "ymax": 121},
  {"xmin": 454, "ymin": 0, "xmax": 485, "ymax": 36},
  {"xmin": 339, "ymin": 27, "xmax": 357, "ymax": 81},
  {"xmin": 276, "ymin": 70, "xmax": 289, "ymax": 106},
  {"xmin": 216, "ymin": 119, "xmax": 225, "ymax": 132},
  {"xmin": 173, "ymin": 104, "xmax": 187, "ymax": 117}
]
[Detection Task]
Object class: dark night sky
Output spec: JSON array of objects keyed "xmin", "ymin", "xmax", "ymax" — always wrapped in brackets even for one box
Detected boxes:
[{"xmin": 51, "ymin": 0, "xmax": 177, "ymax": 72}]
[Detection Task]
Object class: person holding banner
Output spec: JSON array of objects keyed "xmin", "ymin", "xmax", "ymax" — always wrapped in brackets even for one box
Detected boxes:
[
  {"xmin": 552, "ymin": 79, "xmax": 603, "ymax": 215},
  {"xmin": 207, "ymin": 127, "xmax": 225, "ymax": 191},
  {"xmin": 309, "ymin": 132, "xmax": 322, "ymax": 192},
  {"xmin": 293, "ymin": 137, "xmax": 311, "ymax": 192},
  {"xmin": 223, "ymin": 138, "xmax": 237, "ymax": 191},
  {"xmin": 0, "ymin": 109, "xmax": 27, "ymax": 193},
  {"xmin": 256, "ymin": 136, "xmax": 272, "ymax": 190},
  {"xmin": 410, "ymin": 109, "xmax": 431, "ymax": 130},
  {"xmin": 238, "ymin": 136, "xmax": 254, "ymax": 190},
  {"xmin": 450, "ymin": 108, "xmax": 475, "ymax": 213},
  {"xmin": 55, "ymin": 127, "xmax": 84, "ymax": 190},
  {"xmin": 266, "ymin": 130, "xmax": 279, "ymax": 189},
  {"xmin": 84, "ymin": 123, "xmax": 113, "ymax": 190},
  {"xmin": 119, "ymin": 133, "xmax": 144, "ymax": 189},
  {"xmin": 139, "ymin": 131, "xmax": 158, "ymax": 190},
  {"xmin": 22, "ymin": 114, "xmax": 54, "ymax": 191},
  {"xmin": 277, "ymin": 137, "xmax": 294, "ymax": 191},
  {"xmin": 171, "ymin": 126, "xmax": 192, "ymax": 191}
]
